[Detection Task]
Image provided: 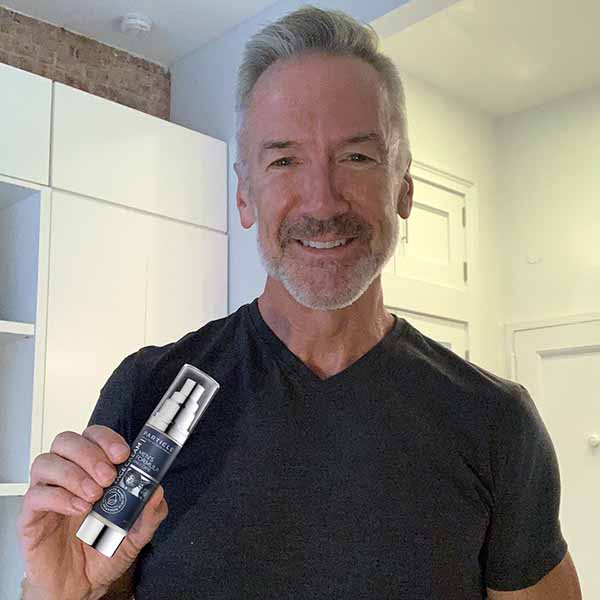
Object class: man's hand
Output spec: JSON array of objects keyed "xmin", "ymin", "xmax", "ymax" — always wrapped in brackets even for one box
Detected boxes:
[
  {"xmin": 17, "ymin": 425, "xmax": 168, "ymax": 600},
  {"xmin": 487, "ymin": 550, "xmax": 582, "ymax": 599}
]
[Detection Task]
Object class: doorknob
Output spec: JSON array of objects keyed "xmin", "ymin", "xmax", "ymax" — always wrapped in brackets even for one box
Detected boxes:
[{"xmin": 587, "ymin": 434, "xmax": 600, "ymax": 448}]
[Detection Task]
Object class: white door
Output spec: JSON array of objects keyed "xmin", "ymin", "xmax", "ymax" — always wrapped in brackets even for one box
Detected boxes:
[{"xmin": 512, "ymin": 317, "xmax": 600, "ymax": 598}]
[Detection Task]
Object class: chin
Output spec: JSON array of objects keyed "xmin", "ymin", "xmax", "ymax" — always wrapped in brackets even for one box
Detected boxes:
[
  {"xmin": 257, "ymin": 236, "xmax": 392, "ymax": 310},
  {"xmin": 280, "ymin": 264, "xmax": 381, "ymax": 311}
]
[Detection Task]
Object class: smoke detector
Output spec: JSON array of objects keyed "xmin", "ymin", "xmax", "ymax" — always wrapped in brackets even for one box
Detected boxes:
[{"xmin": 120, "ymin": 13, "xmax": 153, "ymax": 36}]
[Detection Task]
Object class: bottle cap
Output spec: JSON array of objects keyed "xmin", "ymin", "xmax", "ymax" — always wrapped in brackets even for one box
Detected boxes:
[{"xmin": 76, "ymin": 513, "xmax": 127, "ymax": 558}]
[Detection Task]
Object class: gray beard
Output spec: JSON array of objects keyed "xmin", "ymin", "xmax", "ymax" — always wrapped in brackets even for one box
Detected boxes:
[{"xmin": 256, "ymin": 218, "xmax": 399, "ymax": 311}]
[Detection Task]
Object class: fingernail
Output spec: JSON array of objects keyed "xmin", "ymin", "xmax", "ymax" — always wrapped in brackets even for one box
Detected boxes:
[
  {"xmin": 109, "ymin": 443, "xmax": 129, "ymax": 460},
  {"xmin": 72, "ymin": 497, "xmax": 89, "ymax": 512}
]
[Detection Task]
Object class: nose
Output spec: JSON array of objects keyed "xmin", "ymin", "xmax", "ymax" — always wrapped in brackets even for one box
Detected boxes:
[{"xmin": 299, "ymin": 159, "xmax": 350, "ymax": 220}]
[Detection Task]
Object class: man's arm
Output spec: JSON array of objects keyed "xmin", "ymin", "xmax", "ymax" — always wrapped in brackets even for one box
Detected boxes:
[{"xmin": 487, "ymin": 550, "xmax": 582, "ymax": 599}]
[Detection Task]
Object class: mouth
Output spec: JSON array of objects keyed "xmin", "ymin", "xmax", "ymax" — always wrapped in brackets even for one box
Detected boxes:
[{"xmin": 291, "ymin": 237, "xmax": 358, "ymax": 254}]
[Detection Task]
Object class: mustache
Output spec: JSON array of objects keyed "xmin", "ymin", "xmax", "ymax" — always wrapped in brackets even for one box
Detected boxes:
[{"xmin": 279, "ymin": 213, "xmax": 372, "ymax": 244}]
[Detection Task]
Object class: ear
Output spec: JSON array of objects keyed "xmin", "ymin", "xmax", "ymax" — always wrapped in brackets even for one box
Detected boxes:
[
  {"xmin": 397, "ymin": 159, "xmax": 413, "ymax": 220},
  {"xmin": 233, "ymin": 161, "xmax": 256, "ymax": 229}
]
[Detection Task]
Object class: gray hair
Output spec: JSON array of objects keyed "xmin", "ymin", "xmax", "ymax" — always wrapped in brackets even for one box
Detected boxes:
[{"xmin": 235, "ymin": 5, "xmax": 410, "ymax": 170}]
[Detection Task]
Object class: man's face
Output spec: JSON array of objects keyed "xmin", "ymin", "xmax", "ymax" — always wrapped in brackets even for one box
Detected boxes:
[{"xmin": 235, "ymin": 53, "xmax": 412, "ymax": 310}]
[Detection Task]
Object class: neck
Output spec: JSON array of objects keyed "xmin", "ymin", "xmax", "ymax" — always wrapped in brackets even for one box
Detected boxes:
[{"xmin": 257, "ymin": 276, "xmax": 395, "ymax": 380}]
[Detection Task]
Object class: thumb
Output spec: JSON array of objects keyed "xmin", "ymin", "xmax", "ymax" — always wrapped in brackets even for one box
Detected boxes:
[{"xmin": 115, "ymin": 485, "xmax": 169, "ymax": 559}]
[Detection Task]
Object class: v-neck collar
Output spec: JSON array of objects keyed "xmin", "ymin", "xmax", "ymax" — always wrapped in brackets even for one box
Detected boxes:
[{"xmin": 246, "ymin": 297, "xmax": 405, "ymax": 392}]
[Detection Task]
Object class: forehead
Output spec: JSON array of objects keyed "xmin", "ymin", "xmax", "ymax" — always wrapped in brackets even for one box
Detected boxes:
[{"xmin": 244, "ymin": 53, "xmax": 391, "ymax": 144}]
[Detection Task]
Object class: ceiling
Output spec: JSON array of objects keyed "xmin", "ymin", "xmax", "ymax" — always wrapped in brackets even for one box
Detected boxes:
[
  {"xmin": 381, "ymin": 0, "xmax": 600, "ymax": 116},
  {"xmin": 1, "ymin": 0, "xmax": 279, "ymax": 68}
]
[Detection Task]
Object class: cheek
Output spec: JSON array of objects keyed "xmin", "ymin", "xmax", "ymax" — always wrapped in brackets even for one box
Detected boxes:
[
  {"xmin": 255, "ymin": 179, "xmax": 296, "ymax": 239},
  {"xmin": 337, "ymin": 171, "xmax": 394, "ymax": 222},
  {"xmin": 337, "ymin": 167, "xmax": 391, "ymax": 201}
]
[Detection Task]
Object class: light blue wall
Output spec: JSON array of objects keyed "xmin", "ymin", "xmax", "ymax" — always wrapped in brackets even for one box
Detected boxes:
[{"xmin": 170, "ymin": 0, "xmax": 410, "ymax": 313}]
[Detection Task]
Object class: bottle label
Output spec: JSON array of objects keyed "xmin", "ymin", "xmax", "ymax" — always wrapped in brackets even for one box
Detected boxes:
[{"xmin": 92, "ymin": 425, "xmax": 180, "ymax": 530}]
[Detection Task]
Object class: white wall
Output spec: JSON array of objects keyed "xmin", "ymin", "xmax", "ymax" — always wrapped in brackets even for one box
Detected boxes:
[
  {"xmin": 169, "ymin": 0, "xmax": 460, "ymax": 314},
  {"xmin": 497, "ymin": 86, "xmax": 600, "ymax": 323},
  {"xmin": 376, "ymin": 62, "xmax": 600, "ymax": 376},
  {"xmin": 382, "ymin": 63, "xmax": 505, "ymax": 375}
]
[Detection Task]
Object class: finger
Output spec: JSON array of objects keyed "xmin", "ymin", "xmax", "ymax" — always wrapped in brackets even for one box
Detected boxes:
[
  {"xmin": 81, "ymin": 425, "xmax": 131, "ymax": 464},
  {"xmin": 49, "ymin": 429, "xmax": 123, "ymax": 489},
  {"xmin": 30, "ymin": 453, "xmax": 104, "ymax": 505},
  {"xmin": 19, "ymin": 484, "xmax": 91, "ymax": 528}
]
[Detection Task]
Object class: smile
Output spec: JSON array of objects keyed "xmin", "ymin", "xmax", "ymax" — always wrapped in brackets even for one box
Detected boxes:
[{"xmin": 299, "ymin": 238, "xmax": 350, "ymax": 249}]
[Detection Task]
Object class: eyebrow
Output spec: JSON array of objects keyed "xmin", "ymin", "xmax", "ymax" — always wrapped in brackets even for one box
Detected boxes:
[{"xmin": 258, "ymin": 131, "xmax": 388, "ymax": 161}]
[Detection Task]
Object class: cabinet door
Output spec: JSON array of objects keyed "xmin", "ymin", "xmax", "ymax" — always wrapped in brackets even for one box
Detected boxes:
[
  {"xmin": 145, "ymin": 216, "xmax": 228, "ymax": 346},
  {"xmin": 51, "ymin": 83, "xmax": 227, "ymax": 232},
  {"xmin": 0, "ymin": 64, "xmax": 51, "ymax": 185},
  {"xmin": 43, "ymin": 191, "xmax": 146, "ymax": 451}
]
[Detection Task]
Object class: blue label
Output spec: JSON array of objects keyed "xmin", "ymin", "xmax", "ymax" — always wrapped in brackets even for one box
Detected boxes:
[{"xmin": 92, "ymin": 426, "xmax": 181, "ymax": 530}]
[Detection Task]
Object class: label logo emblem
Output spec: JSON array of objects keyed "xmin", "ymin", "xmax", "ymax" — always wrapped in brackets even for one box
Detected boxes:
[{"xmin": 100, "ymin": 487, "xmax": 127, "ymax": 514}]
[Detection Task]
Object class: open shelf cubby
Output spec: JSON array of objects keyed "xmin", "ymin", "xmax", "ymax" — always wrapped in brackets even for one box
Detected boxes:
[{"xmin": 0, "ymin": 178, "xmax": 42, "ymax": 490}]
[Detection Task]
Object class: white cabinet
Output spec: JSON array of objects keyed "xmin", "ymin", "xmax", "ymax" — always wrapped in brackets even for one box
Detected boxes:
[
  {"xmin": 52, "ymin": 83, "xmax": 228, "ymax": 233},
  {"xmin": 42, "ymin": 191, "xmax": 228, "ymax": 451},
  {"xmin": 0, "ymin": 64, "xmax": 52, "ymax": 185},
  {"xmin": 0, "ymin": 65, "xmax": 228, "ymax": 598}
]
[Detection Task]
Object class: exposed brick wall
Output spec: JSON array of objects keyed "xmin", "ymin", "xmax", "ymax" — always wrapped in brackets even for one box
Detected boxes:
[{"xmin": 0, "ymin": 5, "xmax": 170, "ymax": 119}]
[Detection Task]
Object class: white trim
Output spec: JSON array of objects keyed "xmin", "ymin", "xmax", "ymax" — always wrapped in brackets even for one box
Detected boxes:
[
  {"xmin": 0, "ymin": 321, "xmax": 34, "ymax": 337},
  {"xmin": 412, "ymin": 159, "xmax": 474, "ymax": 190},
  {"xmin": 0, "ymin": 483, "xmax": 29, "ymax": 496},
  {"xmin": 0, "ymin": 171, "xmax": 48, "ymax": 193},
  {"xmin": 29, "ymin": 187, "xmax": 52, "ymax": 464}
]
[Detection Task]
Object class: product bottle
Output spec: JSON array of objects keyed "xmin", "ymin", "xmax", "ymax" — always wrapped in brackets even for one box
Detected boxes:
[{"xmin": 76, "ymin": 363, "xmax": 220, "ymax": 557}]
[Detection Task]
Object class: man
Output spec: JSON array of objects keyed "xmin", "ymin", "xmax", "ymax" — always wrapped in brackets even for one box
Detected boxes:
[{"xmin": 18, "ymin": 6, "xmax": 581, "ymax": 599}]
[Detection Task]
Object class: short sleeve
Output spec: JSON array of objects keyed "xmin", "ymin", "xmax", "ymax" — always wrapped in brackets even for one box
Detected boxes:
[
  {"xmin": 86, "ymin": 352, "xmax": 140, "ymax": 447},
  {"xmin": 483, "ymin": 383, "xmax": 568, "ymax": 591}
]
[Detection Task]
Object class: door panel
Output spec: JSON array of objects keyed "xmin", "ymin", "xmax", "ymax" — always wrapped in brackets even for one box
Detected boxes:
[
  {"xmin": 392, "ymin": 178, "xmax": 466, "ymax": 289},
  {"xmin": 44, "ymin": 191, "xmax": 147, "ymax": 451},
  {"xmin": 145, "ymin": 216, "xmax": 228, "ymax": 347},
  {"xmin": 52, "ymin": 83, "xmax": 227, "ymax": 232},
  {"xmin": 0, "ymin": 64, "xmax": 51, "ymax": 185}
]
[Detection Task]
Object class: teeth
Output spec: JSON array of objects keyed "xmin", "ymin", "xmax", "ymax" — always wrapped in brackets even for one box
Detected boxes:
[{"xmin": 300, "ymin": 239, "xmax": 348, "ymax": 249}]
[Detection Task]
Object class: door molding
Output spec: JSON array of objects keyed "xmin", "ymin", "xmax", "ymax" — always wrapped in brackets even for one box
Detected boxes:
[{"xmin": 504, "ymin": 313, "xmax": 600, "ymax": 380}]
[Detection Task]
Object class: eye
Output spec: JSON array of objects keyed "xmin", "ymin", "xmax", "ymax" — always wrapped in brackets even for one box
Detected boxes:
[
  {"xmin": 269, "ymin": 157, "xmax": 294, "ymax": 168},
  {"xmin": 346, "ymin": 153, "xmax": 372, "ymax": 163}
]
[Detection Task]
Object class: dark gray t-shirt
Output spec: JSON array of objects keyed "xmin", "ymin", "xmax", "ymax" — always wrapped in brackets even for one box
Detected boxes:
[{"xmin": 88, "ymin": 298, "xmax": 567, "ymax": 599}]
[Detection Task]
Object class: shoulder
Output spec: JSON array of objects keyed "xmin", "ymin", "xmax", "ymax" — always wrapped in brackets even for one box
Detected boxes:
[
  {"xmin": 131, "ymin": 302, "xmax": 250, "ymax": 383},
  {"xmin": 393, "ymin": 317, "xmax": 528, "ymax": 423},
  {"xmin": 119, "ymin": 303, "xmax": 254, "ymax": 428},
  {"xmin": 91, "ymin": 305, "xmax": 251, "ymax": 439}
]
